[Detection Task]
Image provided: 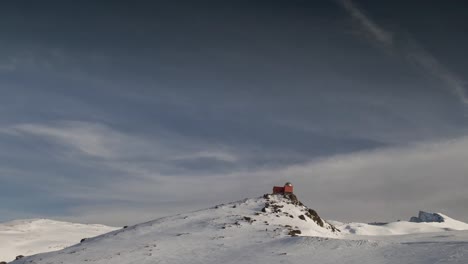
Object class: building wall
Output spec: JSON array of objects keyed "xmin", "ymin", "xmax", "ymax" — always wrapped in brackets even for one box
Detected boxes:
[{"xmin": 273, "ymin": 186, "xmax": 284, "ymax": 194}]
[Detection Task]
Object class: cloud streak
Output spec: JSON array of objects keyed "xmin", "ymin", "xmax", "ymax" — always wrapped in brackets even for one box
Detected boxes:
[
  {"xmin": 405, "ymin": 41, "xmax": 468, "ymax": 105},
  {"xmin": 73, "ymin": 133, "xmax": 468, "ymax": 224},
  {"xmin": 339, "ymin": 0, "xmax": 393, "ymax": 46},
  {"xmin": 3, "ymin": 121, "xmax": 239, "ymax": 163},
  {"xmin": 240, "ymin": 135, "xmax": 468, "ymax": 222},
  {"xmin": 6, "ymin": 122, "xmax": 118, "ymax": 159},
  {"xmin": 4, "ymin": 120, "xmax": 468, "ymax": 225},
  {"xmin": 339, "ymin": 0, "xmax": 468, "ymax": 105}
]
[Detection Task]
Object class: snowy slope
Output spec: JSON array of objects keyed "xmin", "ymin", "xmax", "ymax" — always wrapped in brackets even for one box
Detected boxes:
[
  {"xmin": 0, "ymin": 219, "xmax": 117, "ymax": 262},
  {"xmin": 9, "ymin": 194, "xmax": 339, "ymax": 264},
  {"xmin": 339, "ymin": 211, "xmax": 468, "ymax": 236},
  {"xmin": 8, "ymin": 196, "xmax": 468, "ymax": 264}
]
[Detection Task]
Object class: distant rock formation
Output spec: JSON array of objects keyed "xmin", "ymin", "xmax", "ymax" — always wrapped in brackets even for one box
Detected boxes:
[{"xmin": 410, "ymin": 211, "xmax": 444, "ymax": 223}]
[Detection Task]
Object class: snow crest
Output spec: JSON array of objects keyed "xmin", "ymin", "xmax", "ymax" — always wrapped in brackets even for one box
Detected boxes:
[
  {"xmin": 9, "ymin": 195, "xmax": 339, "ymax": 264},
  {"xmin": 7, "ymin": 202, "xmax": 468, "ymax": 264},
  {"xmin": 0, "ymin": 219, "xmax": 117, "ymax": 262},
  {"xmin": 339, "ymin": 211, "xmax": 468, "ymax": 236}
]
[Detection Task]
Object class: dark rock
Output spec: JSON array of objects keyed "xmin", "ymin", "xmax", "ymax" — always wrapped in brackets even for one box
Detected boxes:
[
  {"xmin": 0, "ymin": 261, "xmax": 7, "ymax": 264},
  {"xmin": 304, "ymin": 208, "xmax": 340, "ymax": 232},
  {"xmin": 410, "ymin": 211, "xmax": 445, "ymax": 223},
  {"xmin": 283, "ymin": 193, "xmax": 303, "ymax": 206},
  {"xmin": 243, "ymin": 216, "xmax": 255, "ymax": 223},
  {"xmin": 270, "ymin": 203, "xmax": 284, "ymax": 213},
  {"xmin": 80, "ymin": 238, "xmax": 87, "ymax": 243},
  {"xmin": 262, "ymin": 192, "xmax": 340, "ymax": 233},
  {"xmin": 15, "ymin": 255, "xmax": 24, "ymax": 260},
  {"xmin": 368, "ymin": 222, "xmax": 389, "ymax": 226},
  {"xmin": 305, "ymin": 209, "xmax": 323, "ymax": 227},
  {"xmin": 123, "ymin": 226, "xmax": 128, "ymax": 229},
  {"xmin": 288, "ymin": 229, "xmax": 302, "ymax": 236}
]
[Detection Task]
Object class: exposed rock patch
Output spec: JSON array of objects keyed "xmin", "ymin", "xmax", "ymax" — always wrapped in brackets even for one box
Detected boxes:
[
  {"xmin": 288, "ymin": 229, "xmax": 302, "ymax": 236},
  {"xmin": 306, "ymin": 209, "xmax": 324, "ymax": 227},
  {"xmin": 262, "ymin": 193, "xmax": 340, "ymax": 234},
  {"xmin": 410, "ymin": 211, "xmax": 444, "ymax": 223}
]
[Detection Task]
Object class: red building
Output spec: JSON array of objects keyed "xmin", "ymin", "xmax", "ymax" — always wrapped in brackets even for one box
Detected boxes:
[{"xmin": 272, "ymin": 182, "xmax": 293, "ymax": 194}]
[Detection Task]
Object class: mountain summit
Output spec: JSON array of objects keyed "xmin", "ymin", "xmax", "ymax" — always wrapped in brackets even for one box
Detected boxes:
[
  {"xmin": 8, "ymin": 194, "xmax": 468, "ymax": 264},
  {"xmin": 10, "ymin": 193, "xmax": 339, "ymax": 264}
]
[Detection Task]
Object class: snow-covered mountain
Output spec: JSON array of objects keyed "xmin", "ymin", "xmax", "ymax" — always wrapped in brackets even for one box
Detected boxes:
[
  {"xmin": 0, "ymin": 219, "xmax": 117, "ymax": 262},
  {"xmin": 7, "ymin": 194, "xmax": 468, "ymax": 264},
  {"xmin": 338, "ymin": 210, "xmax": 468, "ymax": 236}
]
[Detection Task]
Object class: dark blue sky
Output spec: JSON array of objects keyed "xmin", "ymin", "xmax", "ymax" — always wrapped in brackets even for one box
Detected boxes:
[{"xmin": 1, "ymin": 0, "xmax": 468, "ymax": 225}]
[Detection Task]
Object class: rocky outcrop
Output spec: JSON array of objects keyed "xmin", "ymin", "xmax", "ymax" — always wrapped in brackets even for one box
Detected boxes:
[
  {"xmin": 263, "ymin": 193, "xmax": 340, "ymax": 234},
  {"xmin": 288, "ymin": 229, "xmax": 302, "ymax": 236},
  {"xmin": 410, "ymin": 211, "xmax": 445, "ymax": 223}
]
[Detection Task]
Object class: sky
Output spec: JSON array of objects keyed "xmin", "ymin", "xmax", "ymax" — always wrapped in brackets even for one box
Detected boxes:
[{"xmin": 1, "ymin": 0, "xmax": 468, "ymax": 226}]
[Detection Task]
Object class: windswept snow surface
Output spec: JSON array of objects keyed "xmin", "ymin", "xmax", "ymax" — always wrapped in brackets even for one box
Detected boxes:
[
  {"xmin": 339, "ymin": 212, "xmax": 468, "ymax": 236},
  {"xmin": 0, "ymin": 219, "xmax": 117, "ymax": 262},
  {"xmin": 8, "ymin": 197, "xmax": 468, "ymax": 264}
]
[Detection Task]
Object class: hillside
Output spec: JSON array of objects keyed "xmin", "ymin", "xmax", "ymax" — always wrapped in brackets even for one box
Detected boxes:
[
  {"xmin": 7, "ymin": 195, "xmax": 468, "ymax": 264},
  {"xmin": 0, "ymin": 219, "xmax": 116, "ymax": 262},
  {"xmin": 8, "ymin": 194, "xmax": 339, "ymax": 264},
  {"xmin": 338, "ymin": 211, "xmax": 468, "ymax": 236}
]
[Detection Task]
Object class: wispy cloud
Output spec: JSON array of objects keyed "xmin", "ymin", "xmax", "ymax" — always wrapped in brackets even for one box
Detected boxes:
[
  {"xmin": 78, "ymin": 134, "xmax": 468, "ymax": 224},
  {"xmin": 172, "ymin": 150, "xmax": 238, "ymax": 163},
  {"xmin": 5, "ymin": 122, "xmax": 118, "ymax": 159},
  {"xmin": 3, "ymin": 120, "xmax": 468, "ymax": 224},
  {"xmin": 0, "ymin": 120, "xmax": 244, "ymax": 223},
  {"xmin": 338, "ymin": 0, "xmax": 468, "ymax": 105},
  {"xmin": 212, "ymin": 134, "xmax": 468, "ymax": 223},
  {"xmin": 3, "ymin": 121, "xmax": 239, "ymax": 163},
  {"xmin": 404, "ymin": 41, "xmax": 468, "ymax": 105},
  {"xmin": 339, "ymin": 0, "xmax": 393, "ymax": 46}
]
